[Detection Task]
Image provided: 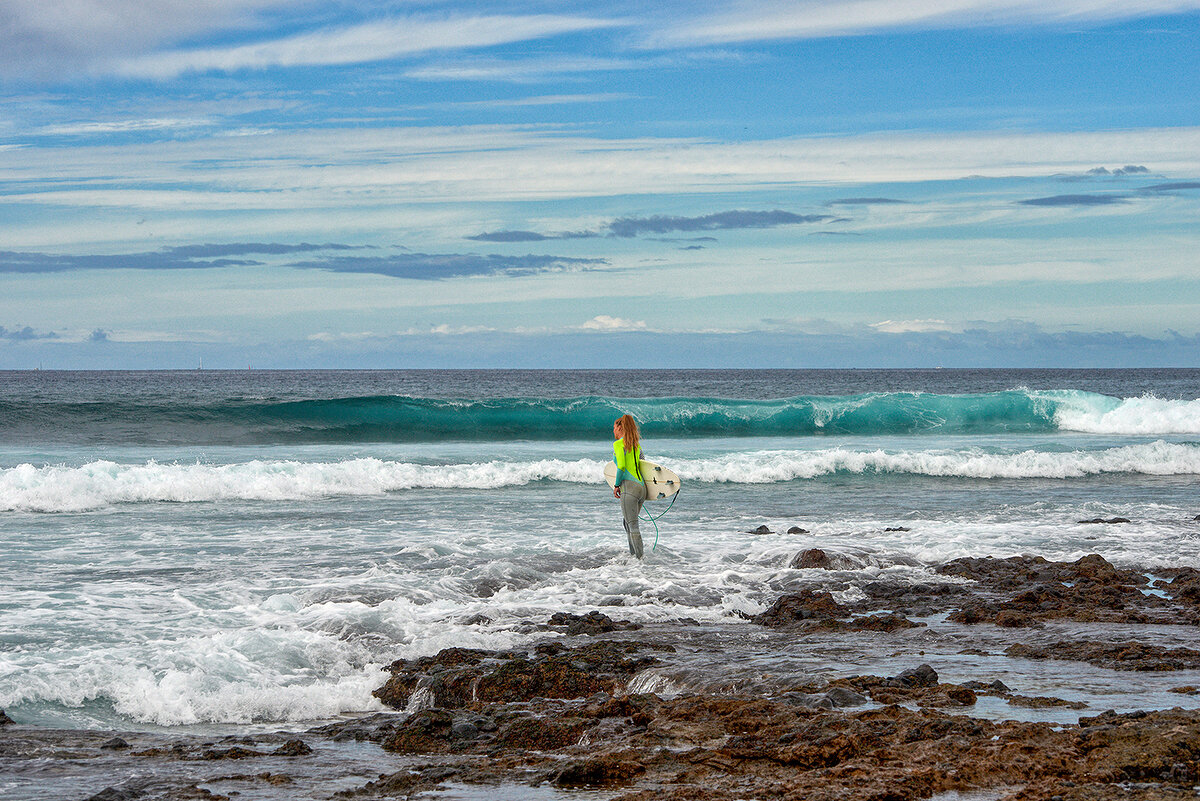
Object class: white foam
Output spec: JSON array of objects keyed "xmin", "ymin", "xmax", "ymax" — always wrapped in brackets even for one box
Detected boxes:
[
  {"xmin": 677, "ymin": 441, "xmax": 1200, "ymax": 482},
  {"xmin": 6, "ymin": 442, "xmax": 1200, "ymax": 512},
  {"xmin": 1052, "ymin": 393, "xmax": 1200, "ymax": 435}
]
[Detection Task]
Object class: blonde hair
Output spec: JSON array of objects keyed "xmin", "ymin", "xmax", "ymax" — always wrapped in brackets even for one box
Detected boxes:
[{"xmin": 616, "ymin": 414, "xmax": 640, "ymax": 453}]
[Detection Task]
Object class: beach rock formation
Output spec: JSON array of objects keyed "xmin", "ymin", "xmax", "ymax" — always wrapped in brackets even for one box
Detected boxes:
[
  {"xmin": 373, "ymin": 640, "xmax": 668, "ymax": 711},
  {"xmin": 1006, "ymin": 640, "xmax": 1200, "ymax": 671},
  {"xmin": 546, "ymin": 611, "xmax": 642, "ymax": 635}
]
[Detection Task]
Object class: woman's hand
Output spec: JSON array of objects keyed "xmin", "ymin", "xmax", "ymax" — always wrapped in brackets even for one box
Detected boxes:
[{"xmin": 613, "ymin": 487, "xmax": 621, "ymax": 498}]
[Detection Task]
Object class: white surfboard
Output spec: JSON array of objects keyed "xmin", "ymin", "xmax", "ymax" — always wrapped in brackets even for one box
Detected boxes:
[{"xmin": 603, "ymin": 460, "xmax": 681, "ymax": 501}]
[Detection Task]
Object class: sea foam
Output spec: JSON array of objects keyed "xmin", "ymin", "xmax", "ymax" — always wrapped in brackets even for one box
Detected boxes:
[{"xmin": 5, "ymin": 441, "xmax": 1200, "ymax": 512}]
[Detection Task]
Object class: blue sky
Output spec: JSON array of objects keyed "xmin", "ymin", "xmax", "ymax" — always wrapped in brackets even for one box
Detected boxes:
[{"xmin": 2, "ymin": 0, "xmax": 1199, "ymax": 368}]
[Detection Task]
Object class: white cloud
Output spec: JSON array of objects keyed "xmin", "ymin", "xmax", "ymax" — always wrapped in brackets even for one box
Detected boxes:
[
  {"xmin": 41, "ymin": 118, "xmax": 210, "ymax": 136},
  {"xmin": 116, "ymin": 14, "xmax": 625, "ymax": 79},
  {"xmin": 0, "ymin": 0, "xmax": 291, "ymax": 80},
  {"xmin": 4, "ymin": 125, "xmax": 1199, "ymax": 211},
  {"xmin": 870, "ymin": 318, "xmax": 955, "ymax": 333},
  {"xmin": 404, "ymin": 55, "xmax": 640, "ymax": 82},
  {"xmin": 580, "ymin": 315, "xmax": 648, "ymax": 331},
  {"xmin": 651, "ymin": 0, "xmax": 1200, "ymax": 46}
]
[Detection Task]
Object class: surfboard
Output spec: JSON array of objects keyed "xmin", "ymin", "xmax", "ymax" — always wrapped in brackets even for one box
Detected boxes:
[{"xmin": 603, "ymin": 460, "xmax": 681, "ymax": 501}]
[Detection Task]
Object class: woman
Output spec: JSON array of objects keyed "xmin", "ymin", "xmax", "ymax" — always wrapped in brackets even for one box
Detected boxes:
[{"xmin": 612, "ymin": 414, "xmax": 646, "ymax": 559}]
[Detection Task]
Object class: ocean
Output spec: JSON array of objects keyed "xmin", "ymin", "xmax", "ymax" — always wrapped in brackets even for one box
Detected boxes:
[{"xmin": 3, "ymin": 368, "xmax": 1200, "ymax": 744}]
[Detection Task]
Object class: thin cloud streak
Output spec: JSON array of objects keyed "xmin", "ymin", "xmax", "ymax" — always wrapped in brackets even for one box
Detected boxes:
[
  {"xmin": 116, "ymin": 14, "xmax": 626, "ymax": 79},
  {"xmin": 0, "ymin": 243, "xmax": 361, "ymax": 273},
  {"xmin": 1017, "ymin": 194, "xmax": 1129, "ymax": 206},
  {"xmin": 652, "ymin": 0, "xmax": 1200, "ymax": 46},
  {"xmin": 289, "ymin": 252, "xmax": 607, "ymax": 281}
]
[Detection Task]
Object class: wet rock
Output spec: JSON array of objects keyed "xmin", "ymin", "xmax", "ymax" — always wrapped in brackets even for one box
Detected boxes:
[
  {"xmin": 201, "ymin": 745, "xmax": 268, "ymax": 760},
  {"xmin": 0, "ymin": 709, "xmax": 13, "ymax": 726},
  {"xmin": 792, "ymin": 548, "xmax": 831, "ymax": 568},
  {"xmin": 307, "ymin": 711, "xmax": 406, "ymax": 742},
  {"xmin": 1077, "ymin": 517, "xmax": 1131, "ymax": 524},
  {"xmin": 374, "ymin": 641, "xmax": 666, "ymax": 711},
  {"xmin": 962, "ymin": 679, "xmax": 1012, "ymax": 693},
  {"xmin": 891, "ymin": 663, "xmax": 939, "ymax": 688},
  {"xmin": 751, "ymin": 589, "xmax": 847, "ymax": 626},
  {"xmin": 496, "ymin": 716, "xmax": 588, "ymax": 750},
  {"xmin": 820, "ymin": 613, "xmax": 924, "ymax": 633},
  {"xmin": 551, "ymin": 753, "xmax": 645, "ymax": 787},
  {"xmin": 382, "ymin": 709, "xmax": 455, "ymax": 754},
  {"xmin": 100, "ymin": 736, "xmax": 130, "ymax": 750},
  {"xmin": 547, "ymin": 610, "xmax": 642, "ymax": 635},
  {"xmin": 749, "ymin": 525, "xmax": 773, "ymax": 534},
  {"xmin": 1006, "ymin": 640, "xmax": 1200, "ymax": 671},
  {"xmin": 789, "ymin": 548, "xmax": 864, "ymax": 570},
  {"xmin": 86, "ymin": 787, "xmax": 147, "ymax": 801},
  {"xmin": 1002, "ymin": 694, "xmax": 1088, "ymax": 710},
  {"xmin": 271, "ymin": 738, "xmax": 312, "ymax": 756},
  {"xmin": 786, "ymin": 526, "xmax": 809, "ymax": 534},
  {"xmin": 823, "ymin": 686, "xmax": 868, "ymax": 707},
  {"xmin": 884, "ymin": 526, "xmax": 911, "ymax": 532}
]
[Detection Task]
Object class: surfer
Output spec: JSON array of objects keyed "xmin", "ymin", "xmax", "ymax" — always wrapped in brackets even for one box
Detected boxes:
[{"xmin": 612, "ymin": 414, "xmax": 646, "ymax": 559}]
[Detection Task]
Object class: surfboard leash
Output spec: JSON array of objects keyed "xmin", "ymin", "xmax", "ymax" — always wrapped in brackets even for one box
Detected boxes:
[{"xmin": 640, "ymin": 489, "xmax": 679, "ymax": 552}]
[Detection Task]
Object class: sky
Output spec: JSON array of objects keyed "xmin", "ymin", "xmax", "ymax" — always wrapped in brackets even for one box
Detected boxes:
[{"xmin": 2, "ymin": 0, "xmax": 1199, "ymax": 369}]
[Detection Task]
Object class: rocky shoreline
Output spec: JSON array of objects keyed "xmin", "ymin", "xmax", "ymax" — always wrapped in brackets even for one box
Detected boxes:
[{"xmin": 6, "ymin": 552, "xmax": 1200, "ymax": 800}]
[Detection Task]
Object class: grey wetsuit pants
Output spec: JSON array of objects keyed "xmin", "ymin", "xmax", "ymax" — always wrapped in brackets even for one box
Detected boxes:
[{"xmin": 619, "ymin": 479, "xmax": 646, "ymax": 559}]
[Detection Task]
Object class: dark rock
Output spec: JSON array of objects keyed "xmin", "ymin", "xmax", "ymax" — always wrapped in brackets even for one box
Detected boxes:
[
  {"xmin": 786, "ymin": 526, "xmax": 809, "ymax": 534},
  {"xmin": 751, "ymin": 589, "xmax": 847, "ymax": 627},
  {"xmin": 1002, "ymin": 694, "xmax": 1087, "ymax": 710},
  {"xmin": 884, "ymin": 526, "xmax": 911, "ymax": 532},
  {"xmin": 547, "ymin": 610, "xmax": 642, "ymax": 635},
  {"xmin": 0, "ymin": 709, "xmax": 15, "ymax": 726},
  {"xmin": 496, "ymin": 716, "xmax": 588, "ymax": 750},
  {"xmin": 995, "ymin": 609, "xmax": 1038, "ymax": 627},
  {"xmin": 1194, "ymin": 514, "xmax": 1200, "ymax": 521},
  {"xmin": 100, "ymin": 736, "xmax": 130, "ymax": 750},
  {"xmin": 792, "ymin": 548, "xmax": 831, "ymax": 569},
  {"xmin": 382, "ymin": 709, "xmax": 455, "ymax": 754},
  {"xmin": 823, "ymin": 687, "xmax": 868, "ymax": 707},
  {"xmin": 551, "ymin": 754, "xmax": 645, "ymax": 787},
  {"xmin": 272, "ymin": 738, "xmax": 312, "ymax": 756},
  {"xmin": 374, "ymin": 642, "xmax": 664, "ymax": 711},
  {"xmin": 307, "ymin": 712, "xmax": 405, "ymax": 742},
  {"xmin": 202, "ymin": 745, "xmax": 267, "ymax": 759},
  {"xmin": 892, "ymin": 664, "xmax": 938, "ymax": 688},
  {"xmin": 749, "ymin": 525, "xmax": 773, "ymax": 535},
  {"xmin": 1006, "ymin": 640, "xmax": 1200, "ymax": 671},
  {"xmin": 963, "ymin": 679, "xmax": 1012, "ymax": 693},
  {"xmin": 834, "ymin": 613, "xmax": 923, "ymax": 633},
  {"xmin": 86, "ymin": 788, "xmax": 145, "ymax": 801},
  {"xmin": 1077, "ymin": 517, "xmax": 1131, "ymax": 524}
]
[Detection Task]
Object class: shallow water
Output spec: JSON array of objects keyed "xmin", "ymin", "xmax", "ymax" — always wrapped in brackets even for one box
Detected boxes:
[{"xmin": 2, "ymin": 369, "xmax": 1199, "ymax": 737}]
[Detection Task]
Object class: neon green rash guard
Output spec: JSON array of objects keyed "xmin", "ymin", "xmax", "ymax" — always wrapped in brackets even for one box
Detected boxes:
[{"xmin": 613, "ymin": 439, "xmax": 644, "ymax": 485}]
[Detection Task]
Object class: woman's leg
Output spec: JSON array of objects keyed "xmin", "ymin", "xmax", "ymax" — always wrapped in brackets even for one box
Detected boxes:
[{"xmin": 620, "ymin": 480, "xmax": 646, "ymax": 559}]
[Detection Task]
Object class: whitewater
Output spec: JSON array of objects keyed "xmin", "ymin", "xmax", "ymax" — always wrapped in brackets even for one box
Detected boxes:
[{"xmin": 2, "ymin": 368, "xmax": 1200, "ymax": 733}]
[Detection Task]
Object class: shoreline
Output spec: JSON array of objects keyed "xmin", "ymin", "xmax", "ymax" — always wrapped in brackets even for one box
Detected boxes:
[{"xmin": 6, "ymin": 551, "xmax": 1200, "ymax": 800}]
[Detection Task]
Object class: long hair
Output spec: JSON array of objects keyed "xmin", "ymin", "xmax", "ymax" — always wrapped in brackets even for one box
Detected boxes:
[{"xmin": 616, "ymin": 413, "xmax": 640, "ymax": 453}]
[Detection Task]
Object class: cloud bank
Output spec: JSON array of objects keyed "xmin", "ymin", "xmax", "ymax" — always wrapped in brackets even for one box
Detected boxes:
[
  {"xmin": 116, "ymin": 14, "xmax": 623, "ymax": 79},
  {"xmin": 1017, "ymin": 194, "xmax": 1129, "ymax": 207},
  {"xmin": 652, "ymin": 0, "xmax": 1200, "ymax": 46},
  {"xmin": 468, "ymin": 210, "xmax": 833, "ymax": 242},
  {"xmin": 290, "ymin": 252, "xmax": 606, "ymax": 280},
  {"xmin": 0, "ymin": 243, "xmax": 361, "ymax": 273}
]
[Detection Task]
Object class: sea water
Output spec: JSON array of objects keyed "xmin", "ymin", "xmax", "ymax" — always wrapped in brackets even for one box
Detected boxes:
[{"xmin": 2, "ymin": 369, "xmax": 1200, "ymax": 734}]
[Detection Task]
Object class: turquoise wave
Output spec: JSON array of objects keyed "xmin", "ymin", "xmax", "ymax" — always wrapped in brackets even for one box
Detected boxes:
[{"xmin": 0, "ymin": 389, "xmax": 1121, "ymax": 443}]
